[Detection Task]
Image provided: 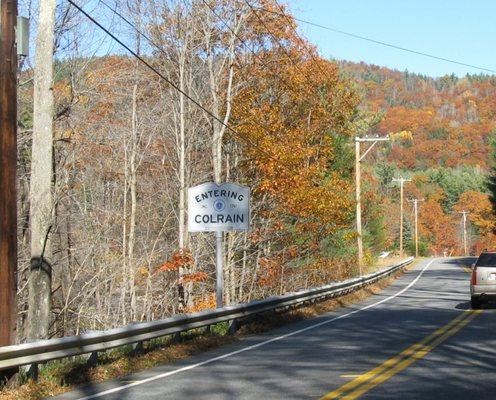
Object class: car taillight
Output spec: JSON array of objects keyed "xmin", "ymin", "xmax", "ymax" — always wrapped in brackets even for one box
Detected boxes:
[{"xmin": 471, "ymin": 268, "xmax": 477, "ymax": 285}]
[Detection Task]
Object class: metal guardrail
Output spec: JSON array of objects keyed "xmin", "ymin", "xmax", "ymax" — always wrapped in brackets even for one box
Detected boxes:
[{"xmin": 0, "ymin": 257, "xmax": 413, "ymax": 372}]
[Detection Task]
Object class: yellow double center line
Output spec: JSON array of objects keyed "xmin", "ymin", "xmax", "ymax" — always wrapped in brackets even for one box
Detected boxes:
[{"xmin": 320, "ymin": 310, "xmax": 481, "ymax": 400}]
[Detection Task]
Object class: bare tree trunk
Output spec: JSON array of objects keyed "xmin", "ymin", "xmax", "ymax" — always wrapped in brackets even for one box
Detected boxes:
[
  {"xmin": 128, "ymin": 84, "xmax": 138, "ymax": 321},
  {"xmin": 178, "ymin": 63, "xmax": 187, "ymax": 249},
  {"xmin": 203, "ymin": 7, "xmax": 242, "ymax": 306},
  {"xmin": 208, "ymin": 51, "xmax": 234, "ymax": 183},
  {"xmin": 177, "ymin": 57, "xmax": 191, "ymax": 312},
  {"xmin": 27, "ymin": 0, "xmax": 56, "ymax": 340},
  {"xmin": 120, "ymin": 132, "xmax": 128, "ymax": 324},
  {"xmin": 174, "ymin": 15, "xmax": 193, "ymax": 311}
]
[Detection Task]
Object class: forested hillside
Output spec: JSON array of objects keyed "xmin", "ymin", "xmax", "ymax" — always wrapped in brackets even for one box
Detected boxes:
[
  {"xmin": 339, "ymin": 61, "xmax": 496, "ymax": 255},
  {"xmin": 342, "ymin": 61, "xmax": 496, "ymax": 168}
]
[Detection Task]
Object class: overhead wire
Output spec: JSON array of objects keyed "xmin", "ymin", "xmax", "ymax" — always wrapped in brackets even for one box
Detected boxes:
[
  {"xmin": 242, "ymin": 0, "xmax": 313, "ymax": 81},
  {"xmin": 197, "ymin": 0, "xmax": 281, "ymax": 76},
  {"xmin": 253, "ymin": 5, "xmax": 496, "ymax": 75},
  {"xmin": 197, "ymin": 0, "xmax": 322, "ymax": 107},
  {"xmin": 242, "ymin": 0, "xmax": 356, "ymax": 129},
  {"xmin": 66, "ymin": 0, "xmax": 308, "ymax": 180},
  {"xmin": 269, "ymin": 0, "xmax": 339, "ymax": 84},
  {"xmin": 98, "ymin": 0, "xmax": 337, "ymax": 138},
  {"xmin": 97, "ymin": 0, "xmax": 181, "ymax": 68},
  {"xmin": 67, "ymin": 0, "xmax": 367, "ymax": 248}
]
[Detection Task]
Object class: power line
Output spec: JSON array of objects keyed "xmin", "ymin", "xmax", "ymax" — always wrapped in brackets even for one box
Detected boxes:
[
  {"xmin": 99, "ymin": 0, "xmax": 301, "ymax": 150},
  {"xmin": 244, "ymin": 0, "xmax": 355, "ymax": 115},
  {"xmin": 269, "ymin": 0, "xmax": 336, "ymax": 83},
  {"xmin": 66, "ymin": 0, "xmax": 305, "ymax": 180},
  {"xmin": 97, "ymin": 0, "xmax": 180, "ymax": 68},
  {"xmin": 243, "ymin": 0, "xmax": 310, "ymax": 80},
  {"xmin": 254, "ymin": 6, "xmax": 496, "ymax": 75},
  {"xmin": 198, "ymin": 0, "xmax": 310, "ymax": 96}
]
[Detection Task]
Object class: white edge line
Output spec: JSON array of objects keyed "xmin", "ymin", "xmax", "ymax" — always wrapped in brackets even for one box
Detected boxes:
[{"xmin": 74, "ymin": 259, "xmax": 435, "ymax": 400}]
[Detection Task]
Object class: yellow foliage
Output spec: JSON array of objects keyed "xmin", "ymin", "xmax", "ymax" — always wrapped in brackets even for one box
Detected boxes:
[
  {"xmin": 389, "ymin": 130, "xmax": 413, "ymax": 142},
  {"xmin": 187, "ymin": 294, "xmax": 216, "ymax": 313},
  {"xmin": 234, "ymin": 55, "xmax": 359, "ymax": 241}
]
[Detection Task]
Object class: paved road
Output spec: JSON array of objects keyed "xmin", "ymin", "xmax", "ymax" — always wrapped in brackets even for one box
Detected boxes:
[{"xmin": 53, "ymin": 258, "xmax": 496, "ymax": 400}]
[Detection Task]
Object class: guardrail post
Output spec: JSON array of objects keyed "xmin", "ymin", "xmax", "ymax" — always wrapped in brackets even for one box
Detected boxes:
[
  {"xmin": 131, "ymin": 341, "xmax": 144, "ymax": 355},
  {"xmin": 203, "ymin": 325, "xmax": 211, "ymax": 335},
  {"xmin": 86, "ymin": 351, "xmax": 98, "ymax": 367},
  {"xmin": 228, "ymin": 319, "xmax": 237, "ymax": 335},
  {"xmin": 21, "ymin": 363, "xmax": 38, "ymax": 382},
  {"xmin": 171, "ymin": 332, "xmax": 182, "ymax": 344}
]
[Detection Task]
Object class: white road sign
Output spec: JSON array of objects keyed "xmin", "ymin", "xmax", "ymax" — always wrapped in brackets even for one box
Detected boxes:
[{"xmin": 188, "ymin": 182, "xmax": 250, "ymax": 232}]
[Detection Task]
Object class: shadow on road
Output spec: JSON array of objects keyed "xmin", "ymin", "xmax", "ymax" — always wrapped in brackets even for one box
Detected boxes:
[
  {"xmin": 442, "ymin": 257, "xmax": 476, "ymax": 265},
  {"xmin": 455, "ymin": 301, "xmax": 471, "ymax": 310}
]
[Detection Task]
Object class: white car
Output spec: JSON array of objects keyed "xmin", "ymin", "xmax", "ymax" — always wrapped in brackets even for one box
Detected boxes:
[{"xmin": 470, "ymin": 251, "xmax": 496, "ymax": 309}]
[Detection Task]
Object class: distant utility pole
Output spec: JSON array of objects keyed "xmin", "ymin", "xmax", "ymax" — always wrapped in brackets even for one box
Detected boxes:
[
  {"xmin": 408, "ymin": 198, "xmax": 424, "ymax": 257},
  {"xmin": 0, "ymin": 0, "xmax": 18, "ymax": 350},
  {"xmin": 392, "ymin": 177, "xmax": 411, "ymax": 258},
  {"xmin": 458, "ymin": 211, "xmax": 470, "ymax": 256},
  {"xmin": 355, "ymin": 135, "xmax": 389, "ymax": 273}
]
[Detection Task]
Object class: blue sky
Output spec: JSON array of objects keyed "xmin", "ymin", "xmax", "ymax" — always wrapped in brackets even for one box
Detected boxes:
[{"xmin": 285, "ymin": 0, "xmax": 496, "ymax": 77}]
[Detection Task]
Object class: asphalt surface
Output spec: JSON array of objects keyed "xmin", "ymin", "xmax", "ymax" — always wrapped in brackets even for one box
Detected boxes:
[{"xmin": 52, "ymin": 258, "xmax": 496, "ymax": 400}]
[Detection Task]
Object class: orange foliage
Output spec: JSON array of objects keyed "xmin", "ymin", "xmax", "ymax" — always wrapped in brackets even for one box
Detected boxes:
[
  {"xmin": 235, "ymin": 49, "xmax": 359, "ymax": 244},
  {"xmin": 186, "ymin": 294, "xmax": 216, "ymax": 313},
  {"xmin": 179, "ymin": 272, "xmax": 208, "ymax": 284},
  {"xmin": 454, "ymin": 191, "xmax": 496, "ymax": 251},
  {"xmin": 258, "ymin": 257, "xmax": 281, "ymax": 287},
  {"xmin": 419, "ymin": 199, "xmax": 457, "ymax": 255},
  {"xmin": 341, "ymin": 61, "xmax": 496, "ymax": 170},
  {"xmin": 155, "ymin": 249, "xmax": 194, "ymax": 274}
]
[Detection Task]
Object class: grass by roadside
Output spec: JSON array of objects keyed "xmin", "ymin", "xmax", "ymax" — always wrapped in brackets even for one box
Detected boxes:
[
  {"xmin": 363, "ymin": 255, "xmax": 412, "ymax": 275},
  {"xmin": 0, "ymin": 257, "xmax": 423, "ymax": 400}
]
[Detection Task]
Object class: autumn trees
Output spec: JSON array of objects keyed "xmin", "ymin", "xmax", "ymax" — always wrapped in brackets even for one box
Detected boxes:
[
  {"xmin": 487, "ymin": 136, "xmax": 496, "ymax": 217},
  {"xmin": 16, "ymin": 0, "xmax": 496, "ymax": 343},
  {"xmin": 14, "ymin": 0, "xmax": 366, "ymax": 340},
  {"xmin": 233, "ymin": 41, "xmax": 362, "ymax": 289},
  {"xmin": 342, "ymin": 60, "xmax": 496, "ymax": 256}
]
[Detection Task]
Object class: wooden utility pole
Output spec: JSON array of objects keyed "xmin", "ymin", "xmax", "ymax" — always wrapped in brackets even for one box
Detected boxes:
[
  {"xmin": 458, "ymin": 211, "xmax": 469, "ymax": 256},
  {"xmin": 408, "ymin": 198, "xmax": 424, "ymax": 257},
  {"xmin": 392, "ymin": 177, "xmax": 411, "ymax": 258},
  {"xmin": 355, "ymin": 136, "xmax": 389, "ymax": 273},
  {"xmin": 0, "ymin": 0, "xmax": 18, "ymax": 349},
  {"xmin": 355, "ymin": 139, "xmax": 362, "ymax": 270}
]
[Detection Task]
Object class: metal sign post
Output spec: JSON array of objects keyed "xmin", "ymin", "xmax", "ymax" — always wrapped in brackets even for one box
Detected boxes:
[
  {"xmin": 188, "ymin": 182, "xmax": 250, "ymax": 308},
  {"xmin": 215, "ymin": 231, "xmax": 224, "ymax": 308}
]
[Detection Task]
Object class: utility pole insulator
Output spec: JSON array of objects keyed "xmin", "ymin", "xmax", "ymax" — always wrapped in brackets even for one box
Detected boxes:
[{"xmin": 16, "ymin": 16, "xmax": 29, "ymax": 56}]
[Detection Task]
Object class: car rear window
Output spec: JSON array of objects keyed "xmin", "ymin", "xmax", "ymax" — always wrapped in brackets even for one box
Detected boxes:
[{"xmin": 476, "ymin": 253, "xmax": 496, "ymax": 267}]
